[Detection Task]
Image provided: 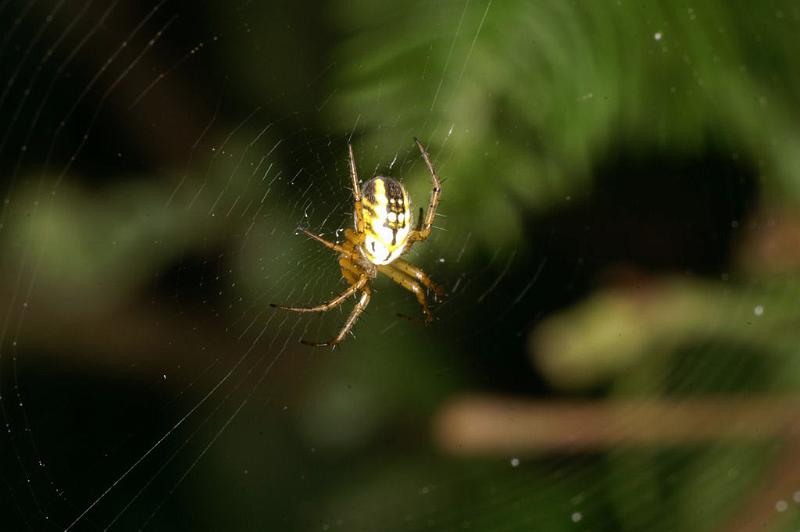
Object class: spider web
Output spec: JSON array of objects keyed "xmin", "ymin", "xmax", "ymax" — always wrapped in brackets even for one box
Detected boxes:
[{"xmin": 0, "ymin": 0, "xmax": 788, "ymax": 531}]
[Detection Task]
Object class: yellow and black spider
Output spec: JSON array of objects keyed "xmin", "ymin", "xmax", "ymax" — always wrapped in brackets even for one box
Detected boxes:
[{"xmin": 271, "ymin": 138, "xmax": 444, "ymax": 347}]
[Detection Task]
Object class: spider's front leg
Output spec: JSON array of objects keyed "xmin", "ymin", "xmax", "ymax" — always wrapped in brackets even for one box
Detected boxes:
[
  {"xmin": 300, "ymin": 287, "xmax": 372, "ymax": 347},
  {"xmin": 270, "ymin": 274, "xmax": 367, "ymax": 313},
  {"xmin": 390, "ymin": 258, "xmax": 446, "ymax": 302},
  {"xmin": 378, "ymin": 265, "xmax": 434, "ymax": 323},
  {"xmin": 270, "ymin": 229, "xmax": 363, "ymax": 312}
]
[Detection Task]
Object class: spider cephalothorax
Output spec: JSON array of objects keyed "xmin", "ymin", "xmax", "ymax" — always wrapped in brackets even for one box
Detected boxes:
[{"xmin": 271, "ymin": 138, "xmax": 444, "ymax": 347}]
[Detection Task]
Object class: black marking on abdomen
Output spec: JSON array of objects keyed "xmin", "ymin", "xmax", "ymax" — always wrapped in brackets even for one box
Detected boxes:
[
  {"xmin": 385, "ymin": 178, "xmax": 404, "ymax": 205},
  {"xmin": 361, "ymin": 177, "xmax": 380, "ymax": 203},
  {"xmin": 362, "ymin": 204, "xmax": 377, "ymax": 218}
]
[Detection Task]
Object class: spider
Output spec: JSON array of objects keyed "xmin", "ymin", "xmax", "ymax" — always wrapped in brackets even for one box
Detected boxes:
[{"xmin": 271, "ymin": 138, "xmax": 445, "ymax": 347}]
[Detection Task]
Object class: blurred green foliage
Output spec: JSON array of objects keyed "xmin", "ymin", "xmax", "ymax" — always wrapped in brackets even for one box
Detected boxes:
[
  {"xmin": 330, "ymin": 0, "xmax": 800, "ymax": 251},
  {"xmin": 5, "ymin": 0, "xmax": 800, "ymax": 530}
]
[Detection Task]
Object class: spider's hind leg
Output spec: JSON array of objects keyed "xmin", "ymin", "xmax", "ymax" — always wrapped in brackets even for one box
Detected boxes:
[{"xmin": 408, "ymin": 138, "xmax": 441, "ymax": 243}]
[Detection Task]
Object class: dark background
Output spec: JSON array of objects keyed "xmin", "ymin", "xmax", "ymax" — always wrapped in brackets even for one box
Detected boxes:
[{"xmin": 1, "ymin": 1, "xmax": 800, "ymax": 530}]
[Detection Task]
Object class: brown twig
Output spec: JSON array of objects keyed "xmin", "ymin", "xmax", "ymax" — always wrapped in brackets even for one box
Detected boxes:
[{"xmin": 434, "ymin": 394, "xmax": 800, "ymax": 454}]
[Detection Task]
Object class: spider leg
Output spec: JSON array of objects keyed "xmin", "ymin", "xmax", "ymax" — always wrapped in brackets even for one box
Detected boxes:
[
  {"xmin": 378, "ymin": 264, "xmax": 433, "ymax": 323},
  {"xmin": 339, "ymin": 255, "xmax": 364, "ymax": 281},
  {"xmin": 301, "ymin": 286, "xmax": 372, "ymax": 347},
  {"xmin": 415, "ymin": 207, "xmax": 423, "ymax": 232},
  {"xmin": 348, "ymin": 144, "xmax": 361, "ymax": 202},
  {"xmin": 343, "ymin": 227, "xmax": 364, "ymax": 247},
  {"xmin": 297, "ymin": 227, "xmax": 352, "ymax": 255},
  {"xmin": 271, "ymin": 274, "xmax": 367, "ymax": 313},
  {"xmin": 409, "ymin": 138, "xmax": 441, "ymax": 243},
  {"xmin": 389, "ymin": 258, "xmax": 446, "ymax": 302},
  {"xmin": 348, "ymin": 144, "xmax": 366, "ymax": 234}
]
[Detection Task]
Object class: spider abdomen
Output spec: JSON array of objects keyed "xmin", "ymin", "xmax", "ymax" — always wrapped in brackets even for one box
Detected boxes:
[{"xmin": 359, "ymin": 176, "xmax": 412, "ymax": 265}]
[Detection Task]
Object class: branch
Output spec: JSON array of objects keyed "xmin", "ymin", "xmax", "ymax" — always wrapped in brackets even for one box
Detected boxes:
[{"xmin": 434, "ymin": 395, "xmax": 800, "ymax": 454}]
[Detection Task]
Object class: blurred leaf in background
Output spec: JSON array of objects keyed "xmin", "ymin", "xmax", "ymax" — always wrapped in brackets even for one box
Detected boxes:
[
  {"xmin": 4, "ymin": 0, "xmax": 800, "ymax": 531},
  {"xmin": 329, "ymin": 0, "xmax": 800, "ymax": 253}
]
